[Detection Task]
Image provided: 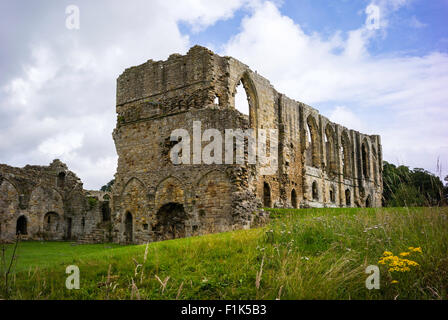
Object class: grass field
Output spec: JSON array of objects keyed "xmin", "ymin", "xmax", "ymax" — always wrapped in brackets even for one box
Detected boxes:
[{"xmin": 1, "ymin": 207, "xmax": 447, "ymax": 300}]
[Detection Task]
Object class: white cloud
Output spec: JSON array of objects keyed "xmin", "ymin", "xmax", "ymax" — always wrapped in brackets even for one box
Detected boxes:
[
  {"xmin": 223, "ymin": 1, "xmax": 448, "ymax": 178},
  {"xmin": 0, "ymin": 0, "xmax": 249, "ymax": 189}
]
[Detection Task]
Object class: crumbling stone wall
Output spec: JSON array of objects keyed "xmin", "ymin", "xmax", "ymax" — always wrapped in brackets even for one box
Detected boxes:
[
  {"xmin": 112, "ymin": 45, "xmax": 383, "ymax": 244},
  {"xmin": 0, "ymin": 159, "xmax": 107, "ymax": 243}
]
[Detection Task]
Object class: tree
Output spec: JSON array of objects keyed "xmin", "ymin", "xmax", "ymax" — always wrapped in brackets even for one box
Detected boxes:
[
  {"xmin": 101, "ymin": 179, "xmax": 115, "ymax": 192},
  {"xmin": 382, "ymin": 161, "xmax": 445, "ymax": 207}
]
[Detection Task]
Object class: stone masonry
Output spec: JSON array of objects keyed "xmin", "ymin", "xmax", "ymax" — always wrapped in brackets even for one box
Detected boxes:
[
  {"xmin": 111, "ymin": 45, "xmax": 383, "ymax": 244},
  {"xmin": 0, "ymin": 45, "xmax": 382, "ymax": 244},
  {"xmin": 0, "ymin": 160, "xmax": 111, "ymax": 243}
]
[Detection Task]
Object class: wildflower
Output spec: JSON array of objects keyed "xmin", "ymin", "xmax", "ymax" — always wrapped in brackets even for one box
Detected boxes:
[
  {"xmin": 391, "ymin": 280, "xmax": 399, "ymax": 284},
  {"xmin": 383, "ymin": 251, "xmax": 393, "ymax": 256},
  {"xmin": 399, "ymin": 252, "xmax": 410, "ymax": 257}
]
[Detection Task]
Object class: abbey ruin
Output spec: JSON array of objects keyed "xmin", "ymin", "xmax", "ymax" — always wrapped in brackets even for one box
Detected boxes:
[{"xmin": 0, "ymin": 46, "xmax": 382, "ymax": 244}]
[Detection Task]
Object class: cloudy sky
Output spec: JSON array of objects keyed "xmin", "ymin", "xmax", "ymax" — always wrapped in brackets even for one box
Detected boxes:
[{"xmin": 1, "ymin": 0, "xmax": 447, "ymax": 189}]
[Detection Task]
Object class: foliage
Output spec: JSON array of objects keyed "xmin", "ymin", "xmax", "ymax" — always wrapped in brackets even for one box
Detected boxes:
[
  {"xmin": 87, "ymin": 197, "xmax": 98, "ymax": 210},
  {"xmin": 101, "ymin": 179, "xmax": 115, "ymax": 192},
  {"xmin": 382, "ymin": 161, "xmax": 446, "ymax": 207},
  {"xmin": 1, "ymin": 207, "xmax": 447, "ymax": 300}
]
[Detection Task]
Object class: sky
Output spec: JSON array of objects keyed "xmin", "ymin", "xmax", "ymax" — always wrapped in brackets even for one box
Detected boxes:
[{"xmin": 1, "ymin": 0, "xmax": 447, "ymax": 189}]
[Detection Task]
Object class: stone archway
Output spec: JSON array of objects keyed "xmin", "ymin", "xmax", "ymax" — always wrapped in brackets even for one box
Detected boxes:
[
  {"xmin": 125, "ymin": 212, "xmax": 133, "ymax": 243},
  {"xmin": 154, "ymin": 203, "xmax": 187, "ymax": 240},
  {"xmin": 16, "ymin": 215, "xmax": 27, "ymax": 235}
]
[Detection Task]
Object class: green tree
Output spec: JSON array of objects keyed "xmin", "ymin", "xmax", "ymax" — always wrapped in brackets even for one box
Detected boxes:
[{"xmin": 101, "ymin": 179, "xmax": 115, "ymax": 192}]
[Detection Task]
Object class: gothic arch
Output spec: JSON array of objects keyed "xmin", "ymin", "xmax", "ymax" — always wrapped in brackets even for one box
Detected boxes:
[
  {"xmin": 29, "ymin": 185, "xmax": 63, "ymax": 215},
  {"xmin": 305, "ymin": 115, "xmax": 320, "ymax": 168},
  {"xmin": 0, "ymin": 178, "xmax": 20, "ymax": 214},
  {"xmin": 196, "ymin": 170, "xmax": 232, "ymax": 230},
  {"xmin": 341, "ymin": 131, "xmax": 352, "ymax": 178},
  {"xmin": 121, "ymin": 177, "xmax": 146, "ymax": 219},
  {"xmin": 155, "ymin": 176, "xmax": 185, "ymax": 209},
  {"xmin": 361, "ymin": 138, "xmax": 371, "ymax": 179},
  {"xmin": 233, "ymin": 71, "xmax": 259, "ymax": 128}
]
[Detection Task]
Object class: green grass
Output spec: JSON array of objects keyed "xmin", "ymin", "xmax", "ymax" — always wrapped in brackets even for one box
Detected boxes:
[{"xmin": 1, "ymin": 207, "xmax": 447, "ymax": 300}]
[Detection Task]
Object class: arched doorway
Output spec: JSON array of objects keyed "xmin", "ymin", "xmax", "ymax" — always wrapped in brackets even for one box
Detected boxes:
[
  {"xmin": 291, "ymin": 189, "xmax": 297, "ymax": 208},
  {"xmin": 263, "ymin": 182, "xmax": 271, "ymax": 208},
  {"xmin": 154, "ymin": 203, "xmax": 187, "ymax": 240},
  {"xmin": 125, "ymin": 212, "xmax": 133, "ymax": 243},
  {"xmin": 345, "ymin": 189, "xmax": 351, "ymax": 206},
  {"xmin": 16, "ymin": 216, "xmax": 27, "ymax": 235},
  {"xmin": 44, "ymin": 212, "xmax": 60, "ymax": 232}
]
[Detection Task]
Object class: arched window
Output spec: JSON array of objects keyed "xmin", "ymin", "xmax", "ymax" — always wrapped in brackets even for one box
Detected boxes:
[
  {"xmin": 234, "ymin": 81, "xmax": 249, "ymax": 115},
  {"xmin": 361, "ymin": 141, "xmax": 370, "ymax": 178},
  {"xmin": 341, "ymin": 131, "xmax": 351, "ymax": 178},
  {"xmin": 325, "ymin": 125, "xmax": 336, "ymax": 174},
  {"xmin": 291, "ymin": 189, "xmax": 297, "ymax": 208},
  {"xmin": 345, "ymin": 189, "xmax": 351, "ymax": 206},
  {"xmin": 306, "ymin": 116, "xmax": 320, "ymax": 168},
  {"xmin": 263, "ymin": 182, "xmax": 272, "ymax": 208},
  {"xmin": 233, "ymin": 73, "xmax": 257, "ymax": 128},
  {"xmin": 312, "ymin": 181, "xmax": 319, "ymax": 200}
]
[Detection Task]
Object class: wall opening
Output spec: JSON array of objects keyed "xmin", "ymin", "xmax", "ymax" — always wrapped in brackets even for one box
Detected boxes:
[
  {"xmin": 366, "ymin": 195, "xmax": 372, "ymax": 208},
  {"xmin": 125, "ymin": 211, "xmax": 133, "ymax": 243},
  {"xmin": 362, "ymin": 142, "xmax": 369, "ymax": 178},
  {"xmin": 291, "ymin": 189, "xmax": 297, "ymax": 208},
  {"xmin": 154, "ymin": 203, "xmax": 187, "ymax": 240},
  {"xmin": 57, "ymin": 172, "xmax": 66, "ymax": 189},
  {"xmin": 329, "ymin": 187, "xmax": 335, "ymax": 203},
  {"xmin": 16, "ymin": 215, "xmax": 27, "ymax": 235},
  {"xmin": 102, "ymin": 202, "xmax": 111, "ymax": 222},
  {"xmin": 234, "ymin": 81, "xmax": 250, "ymax": 116},
  {"xmin": 263, "ymin": 182, "xmax": 272, "ymax": 208},
  {"xmin": 312, "ymin": 181, "xmax": 318, "ymax": 200},
  {"xmin": 66, "ymin": 217, "xmax": 72, "ymax": 240},
  {"xmin": 345, "ymin": 189, "xmax": 351, "ymax": 206},
  {"xmin": 341, "ymin": 132, "xmax": 351, "ymax": 178},
  {"xmin": 306, "ymin": 116, "xmax": 320, "ymax": 168}
]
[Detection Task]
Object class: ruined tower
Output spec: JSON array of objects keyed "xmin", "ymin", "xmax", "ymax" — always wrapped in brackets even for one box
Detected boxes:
[{"xmin": 112, "ymin": 45, "xmax": 383, "ymax": 244}]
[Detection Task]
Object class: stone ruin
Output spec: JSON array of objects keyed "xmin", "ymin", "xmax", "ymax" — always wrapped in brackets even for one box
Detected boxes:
[{"xmin": 0, "ymin": 46, "xmax": 383, "ymax": 244}]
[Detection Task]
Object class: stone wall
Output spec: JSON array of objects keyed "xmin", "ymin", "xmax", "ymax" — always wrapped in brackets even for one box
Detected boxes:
[
  {"xmin": 0, "ymin": 160, "xmax": 110, "ymax": 243},
  {"xmin": 112, "ymin": 45, "xmax": 383, "ymax": 244}
]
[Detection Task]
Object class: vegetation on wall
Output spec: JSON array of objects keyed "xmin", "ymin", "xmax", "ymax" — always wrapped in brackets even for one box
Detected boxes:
[
  {"xmin": 382, "ymin": 161, "xmax": 447, "ymax": 207},
  {"xmin": 101, "ymin": 179, "xmax": 115, "ymax": 192}
]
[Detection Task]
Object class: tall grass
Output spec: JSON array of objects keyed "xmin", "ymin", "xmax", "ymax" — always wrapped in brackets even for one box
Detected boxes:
[{"xmin": 1, "ymin": 207, "xmax": 447, "ymax": 300}]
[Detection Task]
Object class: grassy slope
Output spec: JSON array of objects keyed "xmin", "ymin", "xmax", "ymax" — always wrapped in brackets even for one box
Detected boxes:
[{"xmin": 1, "ymin": 207, "xmax": 447, "ymax": 300}]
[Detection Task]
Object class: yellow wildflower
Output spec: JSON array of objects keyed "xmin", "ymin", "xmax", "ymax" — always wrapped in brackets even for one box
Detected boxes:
[
  {"xmin": 391, "ymin": 280, "xmax": 399, "ymax": 284},
  {"xmin": 383, "ymin": 251, "xmax": 393, "ymax": 256},
  {"xmin": 399, "ymin": 252, "xmax": 410, "ymax": 257}
]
